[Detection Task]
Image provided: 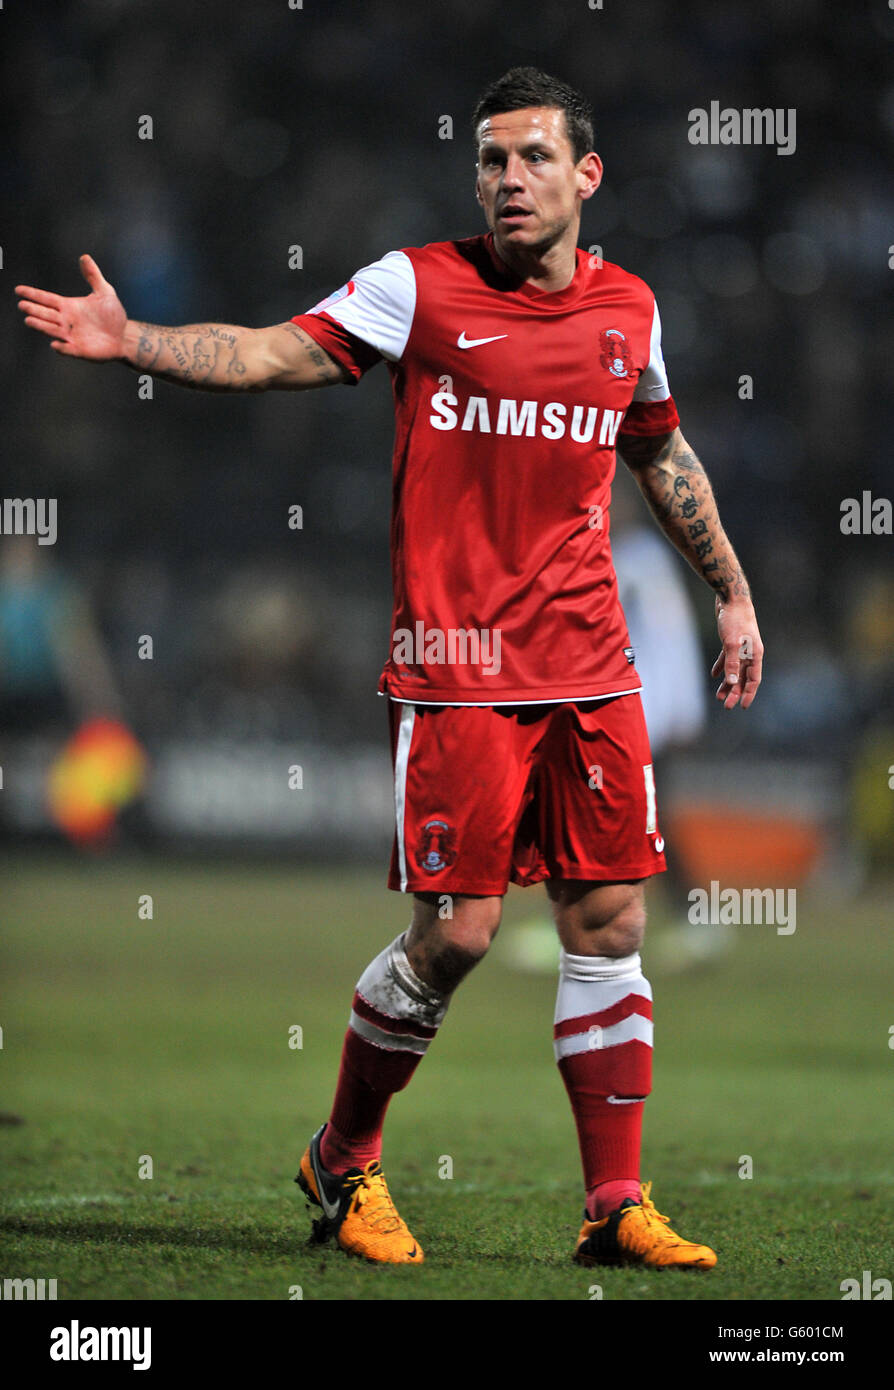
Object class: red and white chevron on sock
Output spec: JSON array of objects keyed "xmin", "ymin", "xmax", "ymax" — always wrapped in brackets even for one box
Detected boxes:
[
  {"xmin": 554, "ymin": 949, "xmax": 653, "ymax": 1195},
  {"xmin": 320, "ymin": 931, "xmax": 448, "ymax": 1173}
]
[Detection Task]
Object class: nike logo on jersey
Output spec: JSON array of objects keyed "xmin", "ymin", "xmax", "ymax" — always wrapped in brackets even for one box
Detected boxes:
[{"xmin": 457, "ymin": 331, "xmax": 508, "ymax": 349}]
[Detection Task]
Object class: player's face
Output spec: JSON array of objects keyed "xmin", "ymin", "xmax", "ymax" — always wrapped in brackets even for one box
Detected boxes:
[{"xmin": 475, "ymin": 107, "xmax": 602, "ymax": 257}]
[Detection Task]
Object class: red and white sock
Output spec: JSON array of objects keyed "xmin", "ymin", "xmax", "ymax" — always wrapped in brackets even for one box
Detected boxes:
[
  {"xmin": 319, "ymin": 931, "xmax": 448, "ymax": 1175},
  {"xmin": 553, "ymin": 949, "xmax": 653, "ymax": 1220}
]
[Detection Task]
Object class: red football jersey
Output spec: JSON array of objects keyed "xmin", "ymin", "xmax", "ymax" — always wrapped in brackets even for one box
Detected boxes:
[{"xmin": 292, "ymin": 233, "xmax": 679, "ymax": 704}]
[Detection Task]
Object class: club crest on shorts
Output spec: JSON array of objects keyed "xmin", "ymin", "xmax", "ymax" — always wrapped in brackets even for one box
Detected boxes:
[
  {"xmin": 599, "ymin": 327, "xmax": 633, "ymax": 379},
  {"xmin": 415, "ymin": 818, "xmax": 457, "ymax": 873}
]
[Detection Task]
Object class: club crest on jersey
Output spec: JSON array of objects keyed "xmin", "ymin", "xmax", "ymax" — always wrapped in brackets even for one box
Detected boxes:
[
  {"xmin": 415, "ymin": 818, "xmax": 457, "ymax": 873},
  {"xmin": 599, "ymin": 328, "xmax": 633, "ymax": 379}
]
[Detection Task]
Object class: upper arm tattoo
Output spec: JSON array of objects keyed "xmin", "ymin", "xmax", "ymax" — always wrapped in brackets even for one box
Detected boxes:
[{"xmin": 277, "ymin": 322, "xmax": 350, "ymax": 386}]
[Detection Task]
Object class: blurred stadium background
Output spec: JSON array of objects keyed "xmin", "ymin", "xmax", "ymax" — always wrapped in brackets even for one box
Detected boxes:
[
  {"xmin": 2, "ymin": 0, "xmax": 894, "ymax": 1302},
  {"xmin": 3, "ymin": 0, "xmax": 894, "ymax": 867}
]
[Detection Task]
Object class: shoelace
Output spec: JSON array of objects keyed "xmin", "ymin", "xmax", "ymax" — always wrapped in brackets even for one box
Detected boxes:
[
  {"xmin": 638, "ymin": 1181, "xmax": 670, "ymax": 1225},
  {"xmin": 633, "ymin": 1182, "xmax": 687, "ymax": 1246},
  {"xmin": 344, "ymin": 1161, "xmax": 403, "ymax": 1234}
]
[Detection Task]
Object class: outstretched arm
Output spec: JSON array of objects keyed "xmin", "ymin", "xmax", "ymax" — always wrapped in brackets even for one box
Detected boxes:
[
  {"xmin": 16, "ymin": 254, "xmax": 348, "ymax": 392},
  {"xmin": 617, "ymin": 425, "xmax": 764, "ymax": 710}
]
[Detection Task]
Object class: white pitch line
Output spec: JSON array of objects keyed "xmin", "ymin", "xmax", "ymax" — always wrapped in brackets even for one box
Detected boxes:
[{"xmin": 4, "ymin": 1194, "xmax": 130, "ymax": 1209}]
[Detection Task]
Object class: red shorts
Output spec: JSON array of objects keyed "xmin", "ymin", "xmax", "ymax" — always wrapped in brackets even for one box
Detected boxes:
[{"xmin": 387, "ymin": 694, "xmax": 666, "ymax": 896}]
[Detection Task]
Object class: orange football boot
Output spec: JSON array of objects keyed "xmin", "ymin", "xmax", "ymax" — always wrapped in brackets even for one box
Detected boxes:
[
  {"xmin": 296, "ymin": 1124, "xmax": 424, "ymax": 1264},
  {"xmin": 574, "ymin": 1181, "xmax": 717, "ymax": 1269}
]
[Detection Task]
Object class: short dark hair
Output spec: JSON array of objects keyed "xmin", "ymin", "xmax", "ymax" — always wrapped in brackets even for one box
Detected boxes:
[{"xmin": 471, "ymin": 66, "xmax": 594, "ymax": 164}]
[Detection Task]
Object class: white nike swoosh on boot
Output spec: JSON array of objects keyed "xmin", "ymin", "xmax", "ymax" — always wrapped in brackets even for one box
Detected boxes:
[{"xmin": 312, "ymin": 1143, "xmax": 341, "ymax": 1220}]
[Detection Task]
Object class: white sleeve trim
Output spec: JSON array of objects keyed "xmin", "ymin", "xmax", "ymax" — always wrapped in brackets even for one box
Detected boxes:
[
  {"xmin": 304, "ymin": 250, "xmax": 416, "ymax": 363},
  {"xmin": 632, "ymin": 299, "xmax": 672, "ymax": 404}
]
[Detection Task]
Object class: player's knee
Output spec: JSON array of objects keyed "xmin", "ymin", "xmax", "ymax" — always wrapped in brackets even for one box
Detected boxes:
[
  {"xmin": 595, "ymin": 908, "xmax": 645, "ymax": 958},
  {"xmin": 407, "ymin": 931, "xmax": 491, "ymax": 994},
  {"xmin": 439, "ymin": 896, "xmax": 502, "ymax": 962},
  {"xmin": 407, "ymin": 893, "xmax": 501, "ymax": 992},
  {"xmin": 553, "ymin": 882, "xmax": 646, "ymax": 958},
  {"xmin": 593, "ymin": 892, "xmax": 646, "ymax": 956},
  {"xmin": 437, "ymin": 935, "xmax": 490, "ymax": 989}
]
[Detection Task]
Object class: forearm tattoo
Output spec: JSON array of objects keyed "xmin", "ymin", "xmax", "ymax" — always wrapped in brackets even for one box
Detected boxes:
[
  {"xmin": 132, "ymin": 323, "xmax": 254, "ymax": 391},
  {"xmin": 618, "ymin": 431, "xmax": 751, "ymax": 603}
]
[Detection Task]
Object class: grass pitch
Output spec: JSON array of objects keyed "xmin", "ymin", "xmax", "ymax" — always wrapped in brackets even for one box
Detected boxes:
[{"xmin": 1, "ymin": 855, "xmax": 892, "ymax": 1301}]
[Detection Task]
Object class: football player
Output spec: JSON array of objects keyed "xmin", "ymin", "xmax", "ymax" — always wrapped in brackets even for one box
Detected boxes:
[{"xmin": 17, "ymin": 66, "xmax": 762, "ymax": 1269}]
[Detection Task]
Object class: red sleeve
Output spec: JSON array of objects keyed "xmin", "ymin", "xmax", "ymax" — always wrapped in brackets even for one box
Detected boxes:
[
  {"xmin": 618, "ymin": 396, "xmax": 680, "ymax": 437},
  {"xmin": 290, "ymin": 311, "xmax": 383, "ymax": 384}
]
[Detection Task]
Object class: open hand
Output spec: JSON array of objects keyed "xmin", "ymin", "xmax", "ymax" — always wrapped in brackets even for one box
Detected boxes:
[{"xmin": 16, "ymin": 254, "xmax": 127, "ymax": 361}]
